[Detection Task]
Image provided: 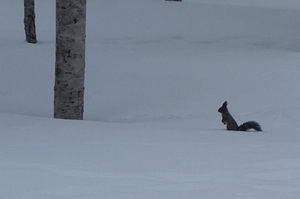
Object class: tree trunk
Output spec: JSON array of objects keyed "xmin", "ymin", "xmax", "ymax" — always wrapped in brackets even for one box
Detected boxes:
[
  {"xmin": 54, "ymin": 0, "xmax": 86, "ymax": 120},
  {"xmin": 24, "ymin": 0, "xmax": 37, "ymax": 43}
]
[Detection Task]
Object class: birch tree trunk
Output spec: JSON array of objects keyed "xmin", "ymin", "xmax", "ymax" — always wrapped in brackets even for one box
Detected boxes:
[
  {"xmin": 54, "ymin": 0, "xmax": 86, "ymax": 120},
  {"xmin": 24, "ymin": 0, "xmax": 37, "ymax": 43}
]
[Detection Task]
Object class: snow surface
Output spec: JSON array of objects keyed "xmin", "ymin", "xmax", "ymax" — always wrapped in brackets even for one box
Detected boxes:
[{"xmin": 1, "ymin": 0, "xmax": 300, "ymax": 198}]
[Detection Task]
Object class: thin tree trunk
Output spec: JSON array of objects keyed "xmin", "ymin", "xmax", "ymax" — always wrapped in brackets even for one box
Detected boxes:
[
  {"xmin": 54, "ymin": 0, "xmax": 86, "ymax": 120},
  {"xmin": 24, "ymin": 0, "xmax": 37, "ymax": 43}
]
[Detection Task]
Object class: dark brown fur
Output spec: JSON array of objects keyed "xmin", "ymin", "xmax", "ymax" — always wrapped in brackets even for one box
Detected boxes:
[{"xmin": 218, "ymin": 101, "xmax": 262, "ymax": 131}]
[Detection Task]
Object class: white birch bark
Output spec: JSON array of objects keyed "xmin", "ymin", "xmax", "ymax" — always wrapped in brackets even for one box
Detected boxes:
[{"xmin": 54, "ymin": 0, "xmax": 86, "ymax": 120}]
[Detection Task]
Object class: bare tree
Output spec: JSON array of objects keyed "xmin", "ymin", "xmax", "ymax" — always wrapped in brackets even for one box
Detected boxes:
[
  {"xmin": 24, "ymin": 0, "xmax": 37, "ymax": 43},
  {"xmin": 54, "ymin": 0, "xmax": 86, "ymax": 120}
]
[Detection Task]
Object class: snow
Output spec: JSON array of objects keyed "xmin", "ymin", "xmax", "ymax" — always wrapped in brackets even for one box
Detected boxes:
[{"xmin": 1, "ymin": 0, "xmax": 300, "ymax": 198}]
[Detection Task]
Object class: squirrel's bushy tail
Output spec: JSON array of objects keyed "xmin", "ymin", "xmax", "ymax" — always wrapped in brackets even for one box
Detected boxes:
[{"xmin": 238, "ymin": 121, "xmax": 262, "ymax": 131}]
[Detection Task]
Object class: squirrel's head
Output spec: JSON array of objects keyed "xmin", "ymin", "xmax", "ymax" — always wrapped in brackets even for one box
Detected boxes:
[{"xmin": 218, "ymin": 101, "xmax": 228, "ymax": 113}]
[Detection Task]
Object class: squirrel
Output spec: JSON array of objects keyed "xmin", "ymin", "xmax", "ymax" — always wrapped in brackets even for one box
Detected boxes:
[{"xmin": 218, "ymin": 101, "xmax": 262, "ymax": 131}]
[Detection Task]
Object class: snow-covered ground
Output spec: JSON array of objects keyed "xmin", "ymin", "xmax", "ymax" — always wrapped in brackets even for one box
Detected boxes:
[{"xmin": 1, "ymin": 0, "xmax": 300, "ymax": 198}]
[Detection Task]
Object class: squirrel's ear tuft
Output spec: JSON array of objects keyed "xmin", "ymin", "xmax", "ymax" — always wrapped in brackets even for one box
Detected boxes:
[{"xmin": 223, "ymin": 101, "xmax": 228, "ymax": 106}]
